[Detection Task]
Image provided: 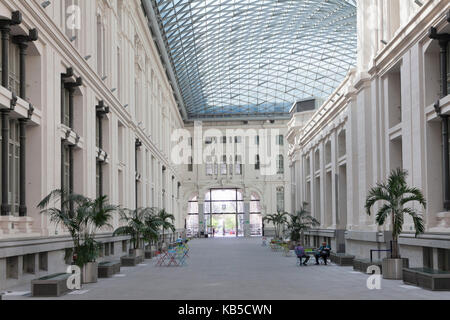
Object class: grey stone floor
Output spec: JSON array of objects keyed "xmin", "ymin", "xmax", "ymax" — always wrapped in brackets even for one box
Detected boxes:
[{"xmin": 4, "ymin": 237, "xmax": 450, "ymax": 300}]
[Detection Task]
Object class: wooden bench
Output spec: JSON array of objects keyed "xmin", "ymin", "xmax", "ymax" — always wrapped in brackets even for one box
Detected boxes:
[
  {"xmin": 403, "ymin": 268, "xmax": 450, "ymax": 291},
  {"xmin": 120, "ymin": 255, "xmax": 143, "ymax": 267},
  {"xmin": 98, "ymin": 261, "xmax": 121, "ymax": 278},
  {"xmin": 31, "ymin": 273, "xmax": 72, "ymax": 297},
  {"xmin": 353, "ymin": 258, "xmax": 383, "ymax": 273},
  {"xmin": 330, "ymin": 253, "xmax": 355, "ymax": 266}
]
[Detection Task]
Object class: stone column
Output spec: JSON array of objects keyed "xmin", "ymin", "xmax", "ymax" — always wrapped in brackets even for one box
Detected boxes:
[
  {"xmin": 198, "ymin": 200, "xmax": 205, "ymax": 237},
  {"xmin": 243, "ymin": 200, "xmax": 250, "ymax": 238}
]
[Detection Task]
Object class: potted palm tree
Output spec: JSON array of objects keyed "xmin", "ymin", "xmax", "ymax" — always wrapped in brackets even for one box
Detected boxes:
[
  {"xmin": 263, "ymin": 211, "xmax": 289, "ymax": 240},
  {"xmin": 156, "ymin": 208, "xmax": 175, "ymax": 250},
  {"xmin": 143, "ymin": 211, "xmax": 162, "ymax": 258},
  {"xmin": 287, "ymin": 202, "xmax": 320, "ymax": 249},
  {"xmin": 365, "ymin": 169, "xmax": 426, "ymax": 280},
  {"xmin": 38, "ymin": 190, "xmax": 116, "ymax": 284},
  {"xmin": 113, "ymin": 208, "xmax": 151, "ymax": 259}
]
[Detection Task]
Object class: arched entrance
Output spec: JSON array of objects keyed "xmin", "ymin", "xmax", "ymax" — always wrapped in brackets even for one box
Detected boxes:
[
  {"xmin": 205, "ymin": 188, "xmax": 243, "ymax": 238},
  {"xmin": 186, "ymin": 189, "xmax": 263, "ymax": 238}
]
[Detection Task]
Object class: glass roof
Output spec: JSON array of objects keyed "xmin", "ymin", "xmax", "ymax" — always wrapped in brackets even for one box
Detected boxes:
[{"xmin": 151, "ymin": 0, "xmax": 357, "ymax": 120}]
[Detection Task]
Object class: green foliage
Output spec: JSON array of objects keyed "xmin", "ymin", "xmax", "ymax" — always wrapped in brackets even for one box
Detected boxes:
[
  {"xmin": 114, "ymin": 208, "xmax": 152, "ymax": 249},
  {"xmin": 263, "ymin": 211, "xmax": 289, "ymax": 240},
  {"xmin": 365, "ymin": 168, "xmax": 426, "ymax": 258},
  {"xmin": 154, "ymin": 208, "xmax": 175, "ymax": 242},
  {"xmin": 286, "ymin": 202, "xmax": 319, "ymax": 243},
  {"xmin": 113, "ymin": 207, "xmax": 176, "ymax": 249},
  {"xmin": 38, "ymin": 190, "xmax": 117, "ymax": 267},
  {"xmin": 76, "ymin": 238, "xmax": 100, "ymax": 268}
]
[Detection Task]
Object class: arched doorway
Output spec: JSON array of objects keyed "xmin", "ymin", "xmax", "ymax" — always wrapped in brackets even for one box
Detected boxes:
[
  {"xmin": 186, "ymin": 189, "xmax": 263, "ymax": 238},
  {"xmin": 205, "ymin": 188, "xmax": 243, "ymax": 238}
]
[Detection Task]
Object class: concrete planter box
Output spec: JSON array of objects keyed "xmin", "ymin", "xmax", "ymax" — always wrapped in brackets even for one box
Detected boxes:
[
  {"xmin": 98, "ymin": 261, "xmax": 121, "ymax": 278},
  {"xmin": 353, "ymin": 259, "xmax": 383, "ymax": 273},
  {"xmin": 31, "ymin": 273, "xmax": 72, "ymax": 297},
  {"xmin": 330, "ymin": 253, "xmax": 355, "ymax": 266},
  {"xmin": 121, "ymin": 255, "xmax": 143, "ymax": 266},
  {"xmin": 382, "ymin": 258, "xmax": 408, "ymax": 280},
  {"xmin": 82, "ymin": 262, "xmax": 98, "ymax": 284},
  {"xmin": 129, "ymin": 248, "xmax": 145, "ymax": 258},
  {"xmin": 403, "ymin": 268, "xmax": 450, "ymax": 291}
]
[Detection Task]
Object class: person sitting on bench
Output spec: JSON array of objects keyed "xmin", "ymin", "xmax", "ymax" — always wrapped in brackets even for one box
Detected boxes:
[
  {"xmin": 315, "ymin": 242, "xmax": 331, "ymax": 265},
  {"xmin": 295, "ymin": 243, "xmax": 310, "ymax": 266}
]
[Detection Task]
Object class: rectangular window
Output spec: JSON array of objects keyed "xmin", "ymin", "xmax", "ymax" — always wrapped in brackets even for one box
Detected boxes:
[
  {"xmin": 276, "ymin": 135, "xmax": 284, "ymax": 146},
  {"xmin": 118, "ymin": 123, "xmax": 125, "ymax": 163},
  {"xmin": 96, "ymin": 116, "xmax": 101, "ymax": 148},
  {"xmin": 255, "ymin": 155, "xmax": 260, "ymax": 170},
  {"xmin": 96, "ymin": 162, "xmax": 101, "ymax": 198},
  {"xmin": 206, "ymin": 162, "xmax": 213, "ymax": 176},
  {"xmin": 61, "ymin": 84, "xmax": 70, "ymax": 127},
  {"xmin": 276, "ymin": 188, "xmax": 285, "ymax": 212},
  {"xmin": 8, "ymin": 41, "xmax": 20, "ymax": 94},
  {"xmin": 62, "ymin": 143, "xmax": 71, "ymax": 193},
  {"xmin": 234, "ymin": 136, "xmax": 242, "ymax": 144},
  {"xmin": 8, "ymin": 121, "xmax": 20, "ymax": 216},
  {"xmin": 235, "ymin": 156, "xmax": 242, "ymax": 175},
  {"xmin": 221, "ymin": 156, "xmax": 227, "ymax": 175},
  {"xmin": 188, "ymin": 156, "xmax": 193, "ymax": 172}
]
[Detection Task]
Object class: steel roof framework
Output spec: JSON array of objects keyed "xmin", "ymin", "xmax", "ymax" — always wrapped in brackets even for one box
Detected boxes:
[{"xmin": 150, "ymin": 0, "xmax": 357, "ymax": 120}]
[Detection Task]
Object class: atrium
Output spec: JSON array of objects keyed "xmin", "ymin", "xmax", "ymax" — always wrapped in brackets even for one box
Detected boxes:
[{"xmin": 0, "ymin": 0, "xmax": 449, "ymax": 302}]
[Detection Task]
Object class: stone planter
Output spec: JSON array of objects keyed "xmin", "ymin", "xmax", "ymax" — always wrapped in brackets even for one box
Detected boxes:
[
  {"xmin": 31, "ymin": 273, "xmax": 72, "ymax": 297},
  {"xmin": 382, "ymin": 258, "xmax": 409, "ymax": 280},
  {"xmin": 129, "ymin": 248, "xmax": 144, "ymax": 258},
  {"xmin": 403, "ymin": 268, "xmax": 450, "ymax": 291},
  {"xmin": 82, "ymin": 262, "xmax": 98, "ymax": 284},
  {"xmin": 330, "ymin": 253, "xmax": 355, "ymax": 266}
]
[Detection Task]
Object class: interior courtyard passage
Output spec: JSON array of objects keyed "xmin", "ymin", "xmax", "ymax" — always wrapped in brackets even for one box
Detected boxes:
[{"xmin": 4, "ymin": 238, "xmax": 450, "ymax": 300}]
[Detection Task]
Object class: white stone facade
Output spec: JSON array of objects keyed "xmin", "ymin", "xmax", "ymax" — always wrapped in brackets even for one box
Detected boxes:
[
  {"xmin": 180, "ymin": 120, "xmax": 291, "ymax": 237},
  {"xmin": 288, "ymin": 0, "xmax": 450, "ymax": 266},
  {"xmin": 0, "ymin": 0, "xmax": 185, "ymax": 290}
]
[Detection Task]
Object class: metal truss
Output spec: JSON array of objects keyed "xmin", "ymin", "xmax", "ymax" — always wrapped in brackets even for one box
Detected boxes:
[{"xmin": 150, "ymin": 0, "xmax": 357, "ymax": 120}]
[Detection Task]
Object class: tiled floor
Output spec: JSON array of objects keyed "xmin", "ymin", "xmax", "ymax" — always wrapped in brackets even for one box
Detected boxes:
[{"xmin": 4, "ymin": 238, "xmax": 450, "ymax": 300}]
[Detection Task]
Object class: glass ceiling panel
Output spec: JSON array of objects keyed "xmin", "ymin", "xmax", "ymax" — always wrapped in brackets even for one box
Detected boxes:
[{"xmin": 152, "ymin": 0, "xmax": 357, "ymax": 120}]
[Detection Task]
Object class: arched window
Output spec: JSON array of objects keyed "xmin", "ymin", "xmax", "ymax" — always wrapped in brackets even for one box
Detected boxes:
[{"xmin": 277, "ymin": 155, "xmax": 284, "ymax": 174}]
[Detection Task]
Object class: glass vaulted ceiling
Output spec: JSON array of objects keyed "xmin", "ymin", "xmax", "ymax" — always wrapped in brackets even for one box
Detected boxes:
[{"xmin": 152, "ymin": 0, "xmax": 357, "ymax": 120}]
